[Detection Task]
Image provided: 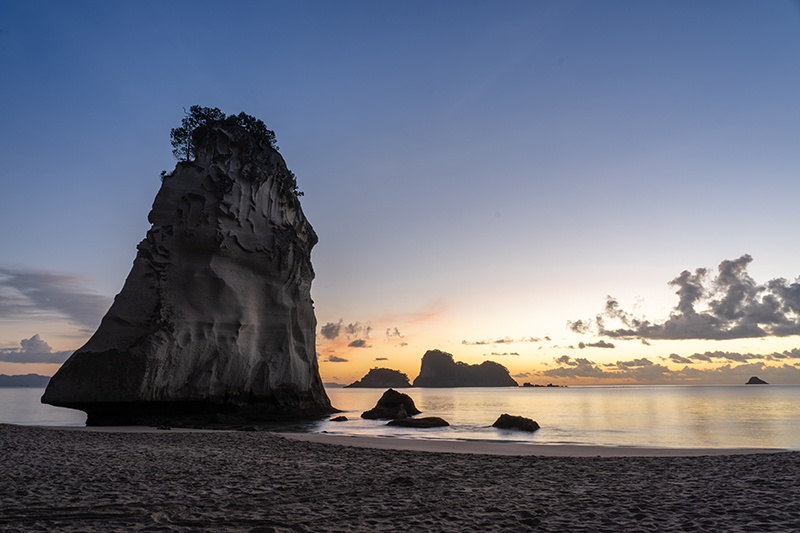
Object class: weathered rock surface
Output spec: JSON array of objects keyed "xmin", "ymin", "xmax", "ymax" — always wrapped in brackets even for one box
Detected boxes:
[
  {"xmin": 361, "ymin": 389, "xmax": 421, "ymax": 420},
  {"xmin": 42, "ymin": 121, "xmax": 333, "ymax": 425},
  {"xmin": 492, "ymin": 414, "xmax": 540, "ymax": 432},
  {"xmin": 412, "ymin": 350, "xmax": 518, "ymax": 387},
  {"xmin": 387, "ymin": 417, "xmax": 449, "ymax": 428},
  {"xmin": 746, "ymin": 376, "xmax": 768, "ymax": 385},
  {"xmin": 346, "ymin": 368, "xmax": 411, "ymax": 388}
]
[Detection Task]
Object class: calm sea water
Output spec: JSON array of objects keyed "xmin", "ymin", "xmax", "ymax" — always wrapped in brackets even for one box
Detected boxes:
[{"xmin": 3, "ymin": 385, "xmax": 799, "ymax": 449}]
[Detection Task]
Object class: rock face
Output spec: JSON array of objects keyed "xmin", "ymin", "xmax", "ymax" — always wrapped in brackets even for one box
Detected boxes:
[
  {"xmin": 492, "ymin": 414, "xmax": 540, "ymax": 432},
  {"xmin": 42, "ymin": 122, "xmax": 333, "ymax": 425},
  {"xmin": 412, "ymin": 350, "xmax": 518, "ymax": 387},
  {"xmin": 361, "ymin": 389, "xmax": 421, "ymax": 420},
  {"xmin": 346, "ymin": 368, "xmax": 411, "ymax": 388},
  {"xmin": 746, "ymin": 376, "xmax": 768, "ymax": 385}
]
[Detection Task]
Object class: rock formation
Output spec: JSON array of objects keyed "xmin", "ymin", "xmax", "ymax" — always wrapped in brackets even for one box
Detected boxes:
[
  {"xmin": 42, "ymin": 119, "xmax": 333, "ymax": 425},
  {"xmin": 412, "ymin": 350, "xmax": 518, "ymax": 387},
  {"xmin": 492, "ymin": 414, "xmax": 540, "ymax": 432},
  {"xmin": 361, "ymin": 389, "xmax": 421, "ymax": 420},
  {"xmin": 746, "ymin": 376, "xmax": 768, "ymax": 385},
  {"xmin": 387, "ymin": 417, "xmax": 449, "ymax": 428},
  {"xmin": 346, "ymin": 368, "xmax": 412, "ymax": 388}
]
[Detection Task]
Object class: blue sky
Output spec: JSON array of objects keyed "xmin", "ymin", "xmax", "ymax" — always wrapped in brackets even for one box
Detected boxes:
[{"xmin": 2, "ymin": 1, "xmax": 800, "ymax": 384}]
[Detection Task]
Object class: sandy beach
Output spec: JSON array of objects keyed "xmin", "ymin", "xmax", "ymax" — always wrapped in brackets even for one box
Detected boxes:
[{"xmin": 2, "ymin": 424, "xmax": 799, "ymax": 532}]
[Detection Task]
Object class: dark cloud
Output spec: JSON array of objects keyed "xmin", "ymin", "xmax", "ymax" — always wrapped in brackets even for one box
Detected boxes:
[
  {"xmin": 0, "ymin": 334, "xmax": 72, "ymax": 364},
  {"xmin": 578, "ymin": 340, "xmax": 615, "ymax": 349},
  {"xmin": 375, "ymin": 357, "xmax": 388, "ymax": 361},
  {"xmin": 616, "ymin": 358, "xmax": 653, "ymax": 369},
  {"xmin": 397, "ymin": 342, "xmax": 408, "ymax": 347},
  {"xmin": 570, "ymin": 255, "xmax": 800, "ymax": 341},
  {"xmin": 325, "ymin": 355, "xmax": 348, "ymax": 363},
  {"xmin": 320, "ymin": 319, "xmax": 343, "ymax": 340},
  {"xmin": 345, "ymin": 322, "xmax": 372, "ymax": 339},
  {"xmin": 0, "ymin": 268, "xmax": 110, "ymax": 333},
  {"xmin": 668, "ymin": 354, "xmax": 694, "ymax": 365},
  {"xmin": 348, "ymin": 339, "xmax": 371, "ymax": 348},
  {"xmin": 513, "ymin": 372, "xmax": 532, "ymax": 378}
]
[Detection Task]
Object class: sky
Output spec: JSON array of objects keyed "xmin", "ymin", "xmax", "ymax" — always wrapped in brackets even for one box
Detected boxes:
[{"xmin": 1, "ymin": 0, "xmax": 800, "ymax": 386}]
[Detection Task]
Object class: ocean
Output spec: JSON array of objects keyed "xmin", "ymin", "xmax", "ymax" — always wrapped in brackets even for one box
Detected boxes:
[{"xmin": 3, "ymin": 385, "xmax": 799, "ymax": 450}]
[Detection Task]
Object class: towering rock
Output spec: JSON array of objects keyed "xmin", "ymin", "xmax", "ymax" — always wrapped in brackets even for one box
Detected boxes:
[{"xmin": 43, "ymin": 119, "xmax": 333, "ymax": 425}]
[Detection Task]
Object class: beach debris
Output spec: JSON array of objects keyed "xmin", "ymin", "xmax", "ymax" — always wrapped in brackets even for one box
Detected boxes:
[
  {"xmin": 746, "ymin": 376, "xmax": 768, "ymax": 385},
  {"xmin": 387, "ymin": 417, "xmax": 450, "ymax": 428},
  {"xmin": 42, "ymin": 110, "xmax": 333, "ymax": 425},
  {"xmin": 361, "ymin": 389, "xmax": 421, "ymax": 419},
  {"xmin": 492, "ymin": 414, "xmax": 540, "ymax": 432}
]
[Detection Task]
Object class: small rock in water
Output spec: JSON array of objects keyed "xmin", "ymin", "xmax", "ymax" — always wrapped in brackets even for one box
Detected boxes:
[
  {"xmin": 330, "ymin": 415, "xmax": 348, "ymax": 422},
  {"xmin": 361, "ymin": 389, "xmax": 421, "ymax": 420},
  {"xmin": 492, "ymin": 413, "xmax": 540, "ymax": 432},
  {"xmin": 387, "ymin": 417, "xmax": 450, "ymax": 428}
]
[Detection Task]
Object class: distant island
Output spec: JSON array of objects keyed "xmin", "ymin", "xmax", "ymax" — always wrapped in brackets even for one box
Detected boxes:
[
  {"xmin": 346, "ymin": 350, "xmax": 518, "ymax": 388},
  {"xmin": 346, "ymin": 368, "xmax": 411, "ymax": 388},
  {"xmin": 746, "ymin": 376, "xmax": 768, "ymax": 385},
  {"xmin": 413, "ymin": 350, "xmax": 518, "ymax": 387},
  {"xmin": 0, "ymin": 374, "xmax": 50, "ymax": 388}
]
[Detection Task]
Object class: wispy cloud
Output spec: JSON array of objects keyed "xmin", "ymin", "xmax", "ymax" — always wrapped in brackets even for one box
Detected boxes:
[
  {"xmin": 0, "ymin": 334, "xmax": 72, "ymax": 364},
  {"xmin": 0, "ymin": 267, "xmax": 110, "ymax": 333},
  {"xmin": 569, "ymin": 255, "xmax": 800, "ymax": 341},
  {"xmin": 325, "ymin": 355, "xmax": 349, "ymax": 363},
  {"xmin": 462, "ymin": 336, "xmax": 543, "ymax": 346}
]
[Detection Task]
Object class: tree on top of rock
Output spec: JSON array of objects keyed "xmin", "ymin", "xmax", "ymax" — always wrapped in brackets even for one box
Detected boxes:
[
  {"xmin": 170, "ymin": 106, "xmax": 278, "ymax": 162},
  {"xmin": 169, "ymin": 106, "xmax": 301, "ymax": 197}
]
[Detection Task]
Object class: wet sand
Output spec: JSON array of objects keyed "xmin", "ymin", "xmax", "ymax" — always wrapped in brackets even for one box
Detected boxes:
[{"xmin": 2, "ymin": 424, "xmax": 799, "ymax": 531}]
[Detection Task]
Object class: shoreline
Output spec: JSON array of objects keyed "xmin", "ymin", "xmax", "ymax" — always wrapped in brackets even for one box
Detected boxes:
[{"xmin": 33, "ymin": 424, "xmax": 787, "ymax": 457}]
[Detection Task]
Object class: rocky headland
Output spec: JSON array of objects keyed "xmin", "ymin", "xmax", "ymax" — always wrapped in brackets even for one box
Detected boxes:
[
  {"xmin": 412, "ymin": 350, "xmax": 518, "ymax": 387},
  {"xmin": 42, "ymin": 110, "xmax": 333, "ymax": 425}
]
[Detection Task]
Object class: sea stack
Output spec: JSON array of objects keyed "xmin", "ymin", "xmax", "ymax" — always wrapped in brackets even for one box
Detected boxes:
[{"xmin": 43, "ymin": 114, "xmax": 333, "ymax": 425}]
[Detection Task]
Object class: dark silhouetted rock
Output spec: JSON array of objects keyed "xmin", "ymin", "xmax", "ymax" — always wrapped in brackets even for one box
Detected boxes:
[
  {"xmin": 387, "ymin": 417, "xmax": 449, "ymax": 428},
  {"xmin": 746, "ymin": 376, "xmax": 768, "ymax": 385},
  {"xmin": 361, "ymin": 389, "xmax": 421, "ymax": 420},
  {"xmin": 346, "ymin": 368, "xmax": 412, "ymax": 388},
  {"xmin": 330, "ymin": 415, "xmax": 348, "ymax": 422},
  {"xmin": 42, "ymin": 119, "xmax": 333, "ymax": 426},
  {"xmin": 412, "ymin": 350, "xmax": 518, "ymax": 387},
  {"xmin": 492, "ymin": 413, "xmax": 540, "ymax": 432}
]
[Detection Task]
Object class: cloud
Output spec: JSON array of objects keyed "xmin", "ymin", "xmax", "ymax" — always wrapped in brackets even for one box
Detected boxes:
[
  {"xmin": 488, "ymin": 352, "xmax": 519, "ymax": 356},
  {"xmin": 0, "ymin": 334, "xmax": 72, "ymax": 364},
  {"xmin": 513, "ymin": 372, "xmax": 532, "ymax": 378},
  {"xmin": 0, "ymin": 268, "xmax": 110, "ymax": 333},
  {"xmin": 397, "ymin": 342, "xmax": 408, "ymax": 347},
  {"xmin": 462, "ymin": 336, "xmax": 542, "ymax": 345},
  {"xmin": 385, "ymin": 327, "xmax": 403, "ymax": 339},
  {"xmin": 345, "ymin": 322, "xmax": 372, "ymax": 339},
  {"xmin": 375, "ymin": 357, "xmax": 388, "ymax": 361},
  {"xmin": 320, "ymin": 319, "xmax": 343, "ymax": 340},
  {"xmin": 569, "ymin": 255, "xmax": 800, "ymax": 341},
  {"xmin": 540, "ymin": 350, "xmax": 800, "ymax": 383},
  {"xmin": 348, "ymin": 339, "xmax": 371, "ymax": 348},
  {"xmin": 668, "ymin": 354, "xmax": 694, "ymax": 364},
  {"xmin": 325, "ymin": 355, "xmax": 348, "ymax": 363},
  {"xmin": 578, "ymin": 340, "xmax": 615, "ymax": 349}
]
